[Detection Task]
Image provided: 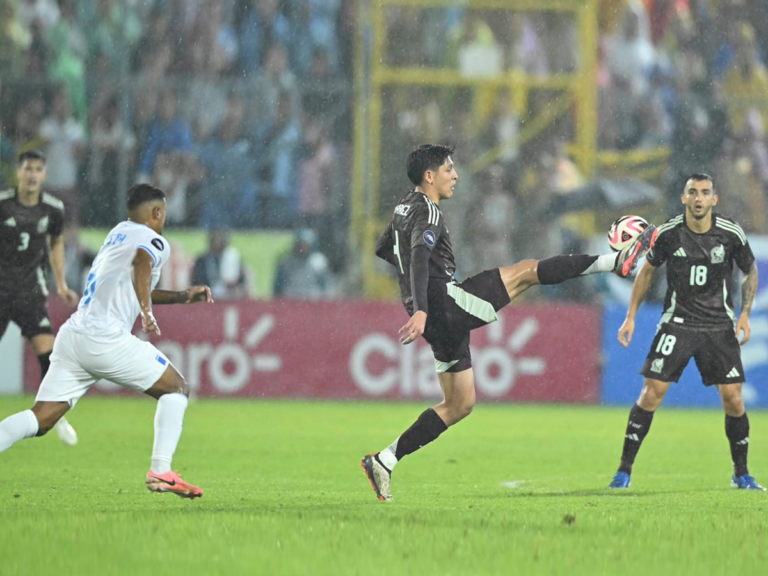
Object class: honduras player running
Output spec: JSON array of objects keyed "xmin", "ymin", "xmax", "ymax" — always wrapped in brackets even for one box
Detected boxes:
[{"xmin": 0, "ymin": 184, "xmax": 211, "ymax": 498}]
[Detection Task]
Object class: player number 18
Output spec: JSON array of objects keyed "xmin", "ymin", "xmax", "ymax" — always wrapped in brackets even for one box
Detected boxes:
[{"xmin": 689, "ymin": 265, "xmax": 707, "ymax": 286}]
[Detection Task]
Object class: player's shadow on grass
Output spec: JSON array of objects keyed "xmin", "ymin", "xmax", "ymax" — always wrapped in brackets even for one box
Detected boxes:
[{"xmin": 500, "ymin": 487, "xmax": 723, "ymax": 498}]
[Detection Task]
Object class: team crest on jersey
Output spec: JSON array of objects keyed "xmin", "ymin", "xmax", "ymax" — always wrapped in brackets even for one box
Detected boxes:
[
  {"xmin": 710, "ymin": 244, "xmax": 725, "ymax": 264},
  {"xmin": 394, "ymin": 204, "xmax": 410, "ymax": 216},
  {"xmin": 37, "ymin": 216, "xmax": 49, "ymax": 234},
  {"xmin": 4, "ymin": 217, "xmax": 16, "ymax": 227},
  {"xmin": 423, "ymin": 230, "xmax": 436, "ymax": 247},
  {"xmin": 651, "ymin": 358, "xmax": 664, "ymax": 373}
]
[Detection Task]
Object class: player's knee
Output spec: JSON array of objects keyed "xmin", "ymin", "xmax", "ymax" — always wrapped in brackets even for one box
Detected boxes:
[{"xmin": 638, "ymin": 385, "xmax": 664, "ymax": 410}]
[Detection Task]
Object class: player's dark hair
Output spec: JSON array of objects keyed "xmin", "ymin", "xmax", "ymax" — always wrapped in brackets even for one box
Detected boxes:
[
  {"xmin": 18, "ymin": 150, "xmax": 46, "ymax": 165},
  {"xmin": 406, "ymin": 144, "xmax": 455, "ymax": 186},
  {"xmin": 687, "ymin": 173, "xmax": 714, "ymax": 188},
  {"xmin": 126, "ymin": 184, "xmax": 166, "ymax": 212}
]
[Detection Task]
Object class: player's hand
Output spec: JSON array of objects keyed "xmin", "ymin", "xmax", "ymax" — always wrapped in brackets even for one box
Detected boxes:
[
  {"xmin": 736, "ymin": 314, "xmax": 751, "ymax": 346},
  {"xmin": 183, "ymin": 286, "xmax": 213, "ymax": 304},
  {"xmin": 399, "ymin": 311, "xmax": 427, "ymax": 345},
  {"xmin": 141, "ymin": 309, "xmax": 161, "ymax": 336},
  {"xmin": 58, "ymin": 287, "xmax": 79, "ymax": 308},
  {"xmin": 618, "ymin": 317, "xmax": 635, "ymax": 348}
]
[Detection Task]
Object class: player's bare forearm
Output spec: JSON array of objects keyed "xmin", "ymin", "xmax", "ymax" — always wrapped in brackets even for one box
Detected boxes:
[
  {"xmin": 740, "ymin": 263, "xmax": 758, "ymax": 318},
  {"xmin": 131, "ymin": 250, "xmax": 154, "ymax": 313},
  {"xmin": 151, "ymin": 286, "xmax": 213, "ymax": 305},
  {"xmin": 47, "ymin": 235, "xmax": 68, "ymax": 291},
  {"xmin": 626, "ymin": 261, "xmax": 657, "ymax": 320}
]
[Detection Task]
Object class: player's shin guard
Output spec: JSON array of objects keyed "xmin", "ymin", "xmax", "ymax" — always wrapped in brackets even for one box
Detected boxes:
[
  {"xmin": 537, "ymin": 255, "xmax": 601, "ymax": 285},
  {"xmin": 618, "ymin": 403, "xmax": 655, "ymax": 474},
  {"xmin": 151, "ymin": 393, "xmax": 188, "ymax": 474},
  {"xmin": 380, "ymin": 408, "xmax": 448, "ymax": 471},
  {"xmin": 0, "ymin": 410, "xmax": 39, "ymax": 452},
  {"xmin": 725, "ymin": 413, "xmax": 750, "ymax": 477}
]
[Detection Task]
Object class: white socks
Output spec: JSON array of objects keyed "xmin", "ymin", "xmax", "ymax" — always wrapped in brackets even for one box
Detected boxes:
[
  {"xmin": 151, "ymin": 393, "xmax": 188, "ymax": 474},
  {"xmin": 581, "ymin": 253, "xmax": 619, "ymax": 276},
  {"xmin": 0, "ymin": 410, "xmax": 39, "ymax": 453},
  {"xmin": 378, "ymin": 440, "xmax": 399, "ymax": 472}
]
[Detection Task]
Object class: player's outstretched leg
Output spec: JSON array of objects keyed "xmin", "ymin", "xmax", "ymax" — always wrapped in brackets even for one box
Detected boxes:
[
  {"xmin": 498, "ymin": 225, "xmax": 658, "ymax": 301},
  {"xmin": 608, "ymin": 378, "xmax": 668, "ymax": 489},
  {"xmin": 144, "ymin": 365, "xmax": 203, "ymax": 499},
  {"xmin": 0, "ymin": 401, "xmax": 70, "ymax": 453},
  {"xmin": 719, "ymin": 384, "xmax": 766, "ymax": 491},
  {"xmin": 35, "ymin": 349, "xmax": 78, "ymax": 446},
  {"xmin": 361, "ymin": 369, "xmax": 472, "ymax": 501}
]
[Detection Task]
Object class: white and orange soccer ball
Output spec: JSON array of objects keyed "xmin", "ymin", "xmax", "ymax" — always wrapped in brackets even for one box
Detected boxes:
[{"xmin": 607, "ymin": 215, "xmax": 649, "ymax": 252}]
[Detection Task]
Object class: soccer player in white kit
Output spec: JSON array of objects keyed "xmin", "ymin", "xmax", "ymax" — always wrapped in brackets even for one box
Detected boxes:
[{"xmin": 0, "ymin": 184, "xmax": 211, "ymax": 498}]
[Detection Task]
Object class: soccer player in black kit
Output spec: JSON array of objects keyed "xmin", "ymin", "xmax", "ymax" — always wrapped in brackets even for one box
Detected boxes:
[
  {"xmin": 608, "ymin": 173, "xmax": 764, "ymax": 490},
  {"xmin": 360, "ymin": 144, "xmax": 658, "ymax": 501},
  {"xmin": 0, "ymin": 151, "xmax": 80, "ymax": 445}
]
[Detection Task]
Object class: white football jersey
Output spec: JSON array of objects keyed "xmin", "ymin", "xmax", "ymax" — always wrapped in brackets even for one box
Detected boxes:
[{"xmin": 65, "ymin": 221, "xmax": 170, "ymax": 337}]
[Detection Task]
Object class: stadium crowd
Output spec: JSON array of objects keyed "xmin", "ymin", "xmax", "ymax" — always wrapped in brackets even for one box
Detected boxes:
[{"xmin": 1, "ymin": 0, "xmax": 768, "ymax": 300}]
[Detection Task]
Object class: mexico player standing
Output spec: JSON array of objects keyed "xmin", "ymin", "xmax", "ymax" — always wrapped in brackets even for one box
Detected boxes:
[
  {"xmin": 360, "ymin": 144, "xmax": 658, "ymax": 501},
  {"xmin": 0, "ymin": 184, "xmax": 211, "ymax": 498},
  {"xmin": 608, "ymin": 173, "xmax": 764, "ymax": 490},
  {"xmin": 0, "ymin": 150, "xmax": 79, "ymax": 445}
]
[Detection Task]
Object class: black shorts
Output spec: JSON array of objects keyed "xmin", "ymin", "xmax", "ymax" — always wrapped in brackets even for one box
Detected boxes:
[
  {"xmin": 0, "ymin": 287, "xmax": 53, "ymax": 340},
  {"xmin": 422, "ymin": 269, "xmax": 511, "ymax": 374},
  {"xmin": 640, "ymin": 323, "xmax": 744, "ymax": 385}
]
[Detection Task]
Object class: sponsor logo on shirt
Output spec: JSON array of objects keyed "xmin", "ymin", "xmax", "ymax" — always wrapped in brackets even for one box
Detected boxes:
[
  {"xmin": 394, "ymin": 204, "xmax": 410, "ymax": 216},
  {"xmin": 423, "ymin": 230, "xmax": 436, "ymax": 247},
  {"xmin": 151, "ymin": 238, "xmax": 165, "ymax": 251}
]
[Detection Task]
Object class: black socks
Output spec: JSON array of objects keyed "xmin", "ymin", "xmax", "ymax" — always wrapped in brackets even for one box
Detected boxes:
[
  {"xmin": 618, "ymin": 403, "xmax": 655, "ymax": 474},
  {"xmin": 394, "ymin": 408, "xmax": 448, "ymax": 461},
  {"xmin": 537, "ymin": 255, "xmax": 600, "ymax": 285},
  {"xmin": 725, "ymin": 413, "xmax": 750, "ymax": 477}
]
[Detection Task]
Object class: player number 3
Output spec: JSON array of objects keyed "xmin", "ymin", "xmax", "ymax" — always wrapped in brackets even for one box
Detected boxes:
[{"xmin": 689, "ymin": 265, "xmax": 707, "ymax": 286}]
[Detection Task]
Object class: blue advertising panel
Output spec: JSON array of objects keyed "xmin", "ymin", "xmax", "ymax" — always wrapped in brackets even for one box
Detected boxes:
[{"xmin": 602, "ymin": 304, "xmax": 768, "ymax": 408}]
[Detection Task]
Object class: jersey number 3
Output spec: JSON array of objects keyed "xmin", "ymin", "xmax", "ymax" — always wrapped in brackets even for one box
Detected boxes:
[{"xmin": 17, "ymin": 232, "xmax": 30, "ymax": 252}]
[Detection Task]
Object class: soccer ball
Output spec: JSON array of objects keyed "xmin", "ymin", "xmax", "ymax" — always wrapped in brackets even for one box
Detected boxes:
[{"xmin": 607, "ymin": 215, "xmax": 649, "ymax": 252}]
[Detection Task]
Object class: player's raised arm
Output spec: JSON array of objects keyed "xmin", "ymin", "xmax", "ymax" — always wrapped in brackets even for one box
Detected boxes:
[
  {"xmin": 132, "ymin": 247, "xmax": 160, "ymax": 335},
  {"xmin": 619, "ymin": 261, "xmax": 658, "ymax": 347},
  {"xmin": 47, "ymin": 234, "xmax": 79, "ymax": 307},
  {"xmin": 736, "ymin": 262, "xmax": 758, "ymax": 345}
]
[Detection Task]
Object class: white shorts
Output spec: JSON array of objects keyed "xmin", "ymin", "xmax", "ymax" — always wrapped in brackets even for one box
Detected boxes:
[{"xmin": 36, "ymin": 327, "xmax": 171, "ymax": 408}]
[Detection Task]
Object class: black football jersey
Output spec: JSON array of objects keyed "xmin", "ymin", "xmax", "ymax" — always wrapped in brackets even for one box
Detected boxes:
[
  {"xmin": 646, "ymin": 213, "xmax": 755, "ymax": 330},
  {"xmin": 375, "ymin": 189, "xmax": 456, "ymax": 312},
  {"xmin": 0, "ymin": 188, "xmax": 64, "ymax": 294}
]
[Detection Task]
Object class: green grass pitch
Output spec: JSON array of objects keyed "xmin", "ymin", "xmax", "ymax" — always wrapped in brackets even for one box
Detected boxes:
[{"xmin": 0, "ymin": 397, "xmax": 766, "ymax": 576}]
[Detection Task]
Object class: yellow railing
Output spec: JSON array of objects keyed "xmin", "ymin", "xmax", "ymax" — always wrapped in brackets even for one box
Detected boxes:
[{"xmin": 352, "ymin": 0, "xmax": 600, "ymax": 297}]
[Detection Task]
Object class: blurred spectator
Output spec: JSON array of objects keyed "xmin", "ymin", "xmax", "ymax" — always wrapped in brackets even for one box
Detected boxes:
[
  {"xmin": 465, "ymin": 166, "xmax": 515, "ymax": 273},
  {"xmin": 508, "ymin": 14, "xmax": 549, "ymax": 75},
  {"xmin": 1, "ymin": 0, "xmax": 32, "ymax": 76},
  {"xmin": 85, "ymin": 96, "xmax": 135, "ymax": 225},
  {"xmin": 192, "ymin": 230, "xmax": 248, "ymax": 300},
  {"xmin": 721, "ymin": 23, "xmax": 768, "ymax": 134},
  {"xmin": 254, "ymin": 90, "xmax": 302, "ymax": 228},
  {"xmin": 605, "ymin": 2, "xmax": 656, "ymax": 95},
  {"xmin": 237, "ymin": 0, "xmax": 290, "ymax": 77},
  {"xmin": 197, "ymin": 95, "xmax": 257, "ymax": 229},
  {"xmin": 192, "ymin": 1, "xmax": 238, "ymax": 75},
  {"xmin": 59, "ymin": 225, "xmax": 95, "ymax": 294},
  {"xmin": 17, "ymin": 0, "xmax": 60, "ymax": 32},
  {"xmin": 38, "ymin": 86, "xmax": 85, "ymax": 222},
  {"xmin": 46, "ymin": 0, "xmax": 87, "ymax": 121},
  {"xmin": 138, "ymin": 88, "xmax": 193, "ymax": 179},
  {"xmin": 85, "ymin": 0, "xmax": 142, "ymax": 76},
  {"xmin": 306, "ymin": 0, "xmax": 341, "ymax": 73},
  {"xmin": 299, "ymin": 122, "xmax": 336, "ymax": 227},
  {"xmin": 252, "ymin": 43, "xmax": 301, "ymax": 125},
  {"xmin": 273, "ymin": 228, "xmax": 333, "ymax": 299}
]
